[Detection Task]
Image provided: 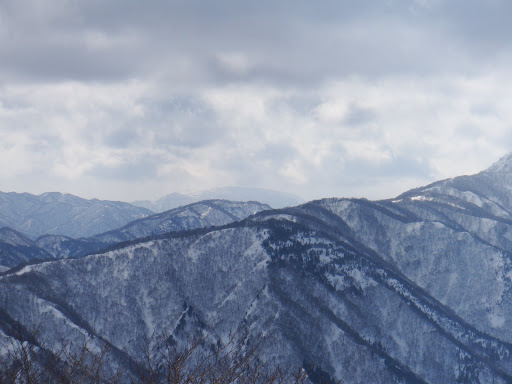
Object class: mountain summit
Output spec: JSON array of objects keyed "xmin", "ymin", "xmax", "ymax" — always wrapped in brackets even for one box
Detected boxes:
[
  {"xmin": 485, "ymin": 152, "xmax": 512, "ymax": 173},
  {"xmin": 0, "ymin": 191, "xmax": 152, "ymax": 238},
  {"xmin": 132, "ymin": 187, "xmax": 304, "ymax": 212}
]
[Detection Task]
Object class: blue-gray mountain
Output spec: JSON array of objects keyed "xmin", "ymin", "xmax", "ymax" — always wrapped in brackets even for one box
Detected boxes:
[
  {"xmin": 92, "ymin": 199, "xmax": 271, "ymax": 244},
  {"xmin": 0, "ymin": 227, "xmax": 52, "ymax": 269},
  {"xmin": 3, "ymin": 155, "xmax": 512, "ymax": 383},
  {"xmin": 0, "ymin": 199, "xmax": 271, "ymax": 268},
  {"xmin": 0, "ymin": 191, "xmax": 153, "ymax": 239}
]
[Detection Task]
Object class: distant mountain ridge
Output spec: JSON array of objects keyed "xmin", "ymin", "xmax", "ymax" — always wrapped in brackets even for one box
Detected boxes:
[
  {"xmin": 0, "ymin": 227, "xmax": 53, "ymax": 268},
  {"xmin": 0, "ymin": 189, "xmax": 297, "ymax": 240},
  {"xmin": 0, "ymin": 191, "xmax": 153, "ymax": 239},
  {"xmin": 131, "ymin": 186, "xmax": 304, "ymax": 212},
  {"xmin": 0, "ymin": 199, "xmax": 272, "ymax": 269},
  {"xmin": 93, "ymin": 199, "xmax": 271, "ymax": 244}
]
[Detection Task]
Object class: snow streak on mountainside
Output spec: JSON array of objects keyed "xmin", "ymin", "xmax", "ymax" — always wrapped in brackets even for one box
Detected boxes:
[
  {"xmin": 0, "ymin": 192, "xmax": 153, "ymax": 239},
  {"xmin": 3, "ymin": 154, "xmax": 512, "ymax": 383}
]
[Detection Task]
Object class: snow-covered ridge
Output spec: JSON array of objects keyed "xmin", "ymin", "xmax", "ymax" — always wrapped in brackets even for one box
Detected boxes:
[
  {"xmin": 3, "ymin": 154, "xmax": 512, "ymax": 382},
  {"xmin": 0, "ymin": 199, "xmax": 272, "ymax": 268},
  {"xmin": 0, "ymin": 191, "xmax": 153, "ymax": 239},
  {"xmin": 486, "ymin": 153, "xmax": 512, "ymax": 173}
]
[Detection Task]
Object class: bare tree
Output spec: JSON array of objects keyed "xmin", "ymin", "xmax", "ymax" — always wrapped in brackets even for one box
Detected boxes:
[
  {"xmin": 0, "ymin": 327, "xmax": 334, "ymax": 384},
  {"xmin": 136, "ymin": 330, "xmax": 310, "ymax": 384}
]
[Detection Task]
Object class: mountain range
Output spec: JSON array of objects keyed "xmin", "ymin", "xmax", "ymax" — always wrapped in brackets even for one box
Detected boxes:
[
  {"xmin": 131, "ymin": 186, "xmax": 305, "ymax": 212},
  {"xmin": 0, "ymin": 199, "xmax": 271, "ymax": 269},
  {"xmin": 2, "ymin": 155, "xmax": 512, "ymax": 382},
  {"xmin": 0, "ymin": 191, "xmax": 152, "ymax": 239},
  {"xmin": 0, "ymin": 187, "xmax": 300, "ymax": 239}
]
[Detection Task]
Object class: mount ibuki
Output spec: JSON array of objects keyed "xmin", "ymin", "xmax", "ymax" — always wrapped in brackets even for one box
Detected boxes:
[{"xmin": 2, "ymin": 155, "xmax": 512, "ymax": 383}]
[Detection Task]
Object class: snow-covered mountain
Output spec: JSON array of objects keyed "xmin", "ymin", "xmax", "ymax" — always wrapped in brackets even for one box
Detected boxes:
[
  {"xmin": 0, "ymin": 199, "xmax": 272, "ymax": 267},
  {"xmin": 0, "ymin": 191, "xmax": 153, "ymax": 239},
  {"xmin": 131, "ymin": 187, "xmax": 304, "ymax": 212},
  {"xmin": 4, "ymin": 155, "xmax": 512, "ymax": 383},
  {"xmin": 93, "ymin": 199, "xmax": 271, "ymax": 244}
]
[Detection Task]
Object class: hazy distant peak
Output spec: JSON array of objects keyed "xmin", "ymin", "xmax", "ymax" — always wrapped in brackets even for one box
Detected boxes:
[
  {"xmin": 38, "ymin": 191, "xmax": 81, "ymax": 204},
  {"xmin": 485, "ymin": 152, "xmax": 512, "ymax": 173},
  {"xmin": 132, "ymin": 187, "xmax": 304, "ymax": 213},
  {"xmin": 39, "ymin": 192, "xmax": 65, "ymax": 198},
  {"xmin": 0, "ymin": 191, "xmax": 152, "ymax": 239}
]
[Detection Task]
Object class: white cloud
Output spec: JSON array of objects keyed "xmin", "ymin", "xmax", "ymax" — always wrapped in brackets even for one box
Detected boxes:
[
  {"xmin": 313, "ymin": 98, "xmax": 350, "ymax": 124},
  {"xmin": 1, "ymin": 71, "xmax": 511, "ymax": 202},
  {"xmin": 1, "ymin": 1, "xmax": 512, "ymax": 202}
]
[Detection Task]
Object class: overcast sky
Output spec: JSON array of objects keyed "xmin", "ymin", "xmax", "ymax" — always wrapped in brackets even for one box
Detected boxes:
[{"xmin": 1, "ymin": 0, "xmax": 511, "ymax": 202}]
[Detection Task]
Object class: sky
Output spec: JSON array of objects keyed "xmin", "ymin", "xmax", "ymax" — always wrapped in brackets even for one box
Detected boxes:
[{"xmin": 1, "ymin": 0, "xmax": 512, "ymax": 202}]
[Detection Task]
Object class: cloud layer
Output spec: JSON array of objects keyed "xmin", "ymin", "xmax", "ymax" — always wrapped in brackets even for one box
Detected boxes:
[{"xmin": 1, "ymin": 0, "xmax": 511, "ymax": 201}]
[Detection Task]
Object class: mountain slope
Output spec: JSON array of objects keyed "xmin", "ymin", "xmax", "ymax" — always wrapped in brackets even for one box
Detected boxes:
[
  {"xmin": 0, "ymin": 200, "xmax": 272, "ymax": 268},
  {"xmin": 3, "ymin": 155, "xmax": 512, "ymax": 383},
  {"xmin": 93, "ymin": 199, "xmax": 271, "ymax": 244},
  {"xmin": 0, "ymin": 227, "xmax": 53, "ymax": 269},
  {"xmin": 0, "ymin": 191, "xmax": 153, "ymax": 239},
  {"xmin": 306, "ymin": 155, "xmax": 512, "ymax": 346},
  {"xmin": 1, "ymin": 203, "xmax": 512, "ymax": 382}
]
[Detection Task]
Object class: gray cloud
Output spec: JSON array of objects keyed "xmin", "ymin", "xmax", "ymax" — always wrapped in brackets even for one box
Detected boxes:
[
  {"xmin": 145, "ymin": 98, "xmax": 223, "ymax": 149},
  {"xmin": 103, "ymin": 127, "xmax": 141, "ymax": 149},
  {"xmin": 0, "ymin": 0, "xmax": 511, "ymax": 202},
  {"xmin": 86, "ymin": 154, "xmax": 163, "ymax": 181},
  {"xmin": 2, "ymin": 0, "xmax": 509, "ymax": 85},
  {"xmin": 344, "ymin": 104, "xmax": 377, "ymax": 126}
]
